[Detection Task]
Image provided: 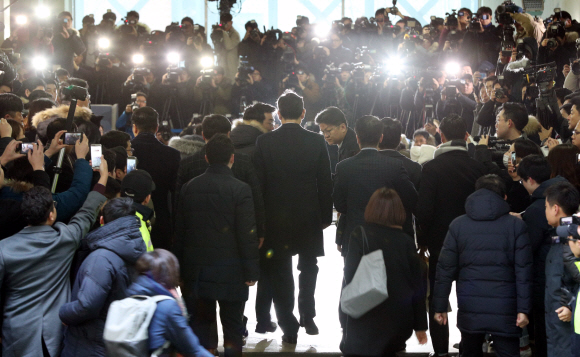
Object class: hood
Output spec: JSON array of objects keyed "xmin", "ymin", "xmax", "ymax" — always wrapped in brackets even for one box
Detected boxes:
[
  {"xmin": 523, "ymin": 115, "xmax": 541, "ymax": 136},
  {"xmin": 168, "ymin": 136, "xmax": 205, "ymax": 157},
  {"xmin": 434, "ymin": 140, "xmax": 468, "ymax": 159},
  {"xmin": 230, "ymin": 121, "xmax": 265, "ymax": 148},
  {"xmin": 410, "ymin": 144, "xmax": 436, "ymax": 164},
  {"xmin": 32, "ymin": 105, "xmax": 93, "ymax": 139},
  {"xmin": 465, "ymin": 189, "xmax": 511, "ymax": 221},
  {"xmin": 84, "ymin": 215, "xmax": 145, "ymax": 263},
  {"xmin": 3, "ymin": 180, "xmax": 33, "ymax": 194},
  {"xmin": 532, "ymin": 175, "xmax": 568, "ymax": 199},
  {"xmin": 127, "ymin": 275, "xmax": 172, "ymax": 298}
]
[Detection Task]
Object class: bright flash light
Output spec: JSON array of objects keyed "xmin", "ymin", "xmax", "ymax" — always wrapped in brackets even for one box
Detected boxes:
[
  {"xmin": 167, "ymin": 52, "xmax": 180, "ymax": 64},
  {"xmin": 445, "ymin": 62, "xmax": 460, "ymax": 77},
  {"xmin": 200, "ymin": 56, "xmax": 213, "ymax": 68},
  {"xmin": 16, "ymin": 15, "xmax": 28, "ymax": 25},
  {"xmin": 35, "ymin": 6, "xmax": 50, "ymax": 19},
  {"xmin": 32, "ymin": 57, "xmax": 47, "ymax": 71},
  {"xmin": 387, "ymin": 57, "xmax": 405, "ymax": 74},
  {"xmin": 132, "ymin": 54, "xmax": 144, "ymax": 64},
  {"xmin": 315, "ymin": 23, "xmax": 330, "ymax": 38},
  {"xmin": 98, "ymin": 38, "xmax": 110, "ymax": 49}
]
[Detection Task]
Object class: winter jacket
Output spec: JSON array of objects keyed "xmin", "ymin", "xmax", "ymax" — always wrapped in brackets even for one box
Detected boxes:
[
  {"xmin": 537, "ymin": 31, "xmax": 579, "ymax": 87},
  {"xmin": 126, "ymin": 275, "xmax": 214, "ymax": 357},
  {"xmin": 115, "ymin": 111, "xmax": 135, "ymax": 139},
  {"xmin": 174, "ymin": 164, "xmax": 260, "ymax": 301},
  {"xmin": 230, "ymin": 120, "xmax": 267, "ymax": 156},
  {"xmin": 168, "ymin": 135, "xmax": 205, "ymax": 160},
  {"xmin": 433, "ymin": 189, "xmax": 533, "ymax": 337},
  {"xmin": 31, "ymin": 104, "xmax": 93, "ymax": 142},
  {"xmin": 59, "ymin": 215, "xmax": 146, "ymax": 357}
]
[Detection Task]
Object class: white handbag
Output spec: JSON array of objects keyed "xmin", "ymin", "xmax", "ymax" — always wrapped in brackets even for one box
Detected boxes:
[{"xmin": 340, "ymin": 227, "xmax": 389, "ymax": 318}]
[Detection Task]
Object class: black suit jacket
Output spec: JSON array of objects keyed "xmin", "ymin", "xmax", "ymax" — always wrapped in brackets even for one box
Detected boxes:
[
  {"xmin": 379, "ymin": 149, "xmax": 422, "ymax": 188},
  {"xmin": 176, "ymin": 146, "xmax": 265, "ymax": 238},
  {"xmin": 338, "ymin": 128, "xmax": 360, "ymax": 163},
  {"xmin": 333, "ymin": 149, "xmax": 418, "ymax": 256},
  {"xmin": 132, "ymin": 132, "xmax": 181, "ymax": 250},
  {"xmin": 415, "ymin": 149, "xmax": 488, "ymax": 252},
  {"xmin": 254, "ymin": 123, "xmax": 333, "ymax": 257}
]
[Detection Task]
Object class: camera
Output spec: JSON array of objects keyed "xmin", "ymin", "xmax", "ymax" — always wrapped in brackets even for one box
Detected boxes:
[
  {"xmin": 572, "ymin": 59, "xmax": 580, "ymax": 76},
  {"xmin": 554, "ymin": 216, "xmax": 580, "ymax": 243},
  {"xmin": 210, "ymin": 24, "xmax": 225, "ymax": 51},
  {"xmin": 468, "ymin": 16, "xmax": 481, "ymax": 32},
  {"xmin": 166, "ymin": 66, "xmax": 180, "ymax": 85},
  {"xmin": 445, "ymin": 10, "xmax": 458, "ymax": 28},
  {"xmin": 500, "ymin": 25, "xmax": 516, "ymax": 57},
  {"xmin": 126, "ymin": 68, "xmax": 150, "ymax": 92},
  {"xmin": 130, "ymin": 93, "xmax": 139, "ymax": 111},
  {"xmin": 158, "ymin": 120, "xmax": 173, "ymax": 142},
  {"xmin": 237, "ymin": 55, "xmax": 254, "ymax": 87},
  {"xmin": 62, "ymin": 85, "xmax": 88, "ymax": 101},
  {"xmin": 495, "ymin": 88, "xmax": 506, "ymax": 99},
  {"xmin": 165, "ymin": 22, "xmax": 182, "ymax": 34},
  {"xmin": 198, "ymin": 68, "xmax": 215, "ymax": 90},
  {"xmin": 64, "ymin": 132, "xmax": 82, "ymax": 145},
  {"xmin": 324, "ymin": 64, "xmax": 342, "ymax": 84},
  {"xmin": 495, "ymin": 0, "xmax": 518, "ymax": 25},
  {"xmin": 18, "ymin": 143, "xmax": 34, "ymax": 154}
]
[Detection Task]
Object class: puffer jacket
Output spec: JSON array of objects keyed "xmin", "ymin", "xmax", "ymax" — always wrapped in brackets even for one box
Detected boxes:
[
  {"xmin": 230, "ymin": 120, "xmax": 267, "ymax": 156},
  {"xmin": 433, "ymin": 188, "xmax": 533, "ymax": 337},
  {"xmin": 31, "ymin": 104, "xmax": 93, "ymax": 142},
  {"xmin": 59, "ymin": 215, "xmax": 146, "ymax": 357},
  {"xmin": 126, "ymin": 275, "xmax": 214, "ymax": 357}
]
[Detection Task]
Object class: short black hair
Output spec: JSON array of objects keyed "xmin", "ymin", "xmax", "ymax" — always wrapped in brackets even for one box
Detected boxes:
[
  {"xmin": 555, "ymin": 88, "xmax": 573, "ymax": 103},
  {"xmin": 440, "ymin": 113, "xmax": 466, "ymax": 141},
  {"xmin": 315, "ymin": 107, "xmax": 347, "ymax": 127},
  {"xmin": 22, "ymin": 77, "xmax": 47, "ymax": 94},
  {"xmin": 513, "ymin": 138, "xmax": 542, "ymax": 158},
  {"xmin": 132, "ymin": 107, "xmax": 159, "ymax": 133},
  {"xmin": 243, "ymin": 103, "xmax": 276, "ymax": 123},
  {"xmin": 181, "ymin": 16, "xmax": 194, "ymax": 25},
  {"xmin": 476, "ymin": 6, "xmax": 492, "ymax": 16},
  {"xmin": 554, "ymin": 10, "xmax": 572, "ymax": 21},
  {"xmin": 379, "ymin": 118, "xmax": 402, "ymax": 150},
  {"xmin": 458, "ymin": 7, "xmax": 472, "ymax": 16},
  {"xmin": 355, "ymin": 115, "xmax": 383, "ymax": 147},
  {"xmin": 545, "ymin": 181, "xmax": 580, "ymax": 216},
  {"xmin": 104, "ymin": 176, "xmax": 121, "ymax": 199},
  {"xmin": 202, "ymin": 114, "xmax": 231, "ymax": 140},
  {"xmin": 101, "ymin": 130, "xmax": 131, "ymax": 149},
  {"xmin": 413, "ymin": 129, "xmax": 430, "ymax": 141},
  {"xmin": 135, "ymin": 91, "xmax": 147, "ymax": 99},
  {"xmin": 28, "ymin": 90, "xmax": 53, "ymax": 102},
  {"xmin": 0, "ymin": 93, "xmax": 23, "ymax": 118},
  {"xmin": 476, "ymin": 174, "xmax": 507, "ymax": 197},
  {"xmin": 47, "ymin": 118, "xmax": 77, "ymax": 143},
  {"xmin": 206, "ymin": 134, "xmax": 234, "ymax": 165},
  {"xmin": 21, "ymin": 186, "xmax": 54, "ymax": 226},
  {"xmin": 103, "ymin": 148, "xmax": 116, "ymax": 174},
  {"xmin": 500, "ymin": 103, "xmax": 529, "ymax": 132},
  {"xmin": 375, "ymin": 8, "xmax": 385, "ymax": 17},
  {"xmin": 102, "ymin": 197, "xmax": 135, "ymax": 224},
  {"xmin": 517, "ymin": 155, "xmax": 551, "ymax": 184},
  {"xmin": 570, "ymin": 97, "xmax": 580, "ymax": 112},
  {"xmin": 277, "ymin": 90, "xmax": 304, "ymax": 120},
  {"xmin": 74, "ymin": 117, "xmax": 101, "ymax": 144},
  {"xmin": 55, "ymin": 68, "xmax": 70, "ymax": 78},
  {"xmin": 127, "ymin": 10, "xmax": 140, "ymax": 19},
  {"xmin": 220, "ymin": 13, "xmax": 233, "ymax": 23},
  {"xmin": 111, "ymin": 146, "xmax": 128, "ymax": 173}
]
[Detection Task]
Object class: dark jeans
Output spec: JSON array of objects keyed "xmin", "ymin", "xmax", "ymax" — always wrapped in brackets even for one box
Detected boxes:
[
  {"xmin": 462, "ymin": 332, "xmax": 519, "ymax": 357},
  {"xmin": 187, "ymin": 298, "xmax": 245, "ymax": 357},
  {"xmin": 428, "ymin": 249, "xmax": 449, "ymax": 355},
  {"xmin": 255, "ymin": 254, "xmax": 318, "ymax": 335}
]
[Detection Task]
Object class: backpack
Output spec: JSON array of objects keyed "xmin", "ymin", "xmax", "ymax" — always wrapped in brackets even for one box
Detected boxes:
[{"xmin": 104, "ymin": 295, "xmax": 174, "ymax": 357}]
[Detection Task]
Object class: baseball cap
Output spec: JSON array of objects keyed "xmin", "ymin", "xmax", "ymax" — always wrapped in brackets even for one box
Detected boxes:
[{"xmin": 121, "ymin": 170, "xmax": 155, "ymax": 203}]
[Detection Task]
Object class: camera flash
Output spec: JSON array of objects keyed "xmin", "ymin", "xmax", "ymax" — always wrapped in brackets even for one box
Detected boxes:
[
  {"xmin": 445, "ymin": 62, "xmax": 460, "ymax": 76},
  {"xmin": 32, "ymin": 57, "xmax": 47, "ymax": 71},
  {"xmin": 167, "ymin": 52, "xmax": 180, "ymax": 63},
  {"xmin": 35, "ymin": 6, "xmax": 50, "ymax": 19},
  {"xmin": 98, "ymin": 38, "xmax": 110, "ymax": 49},
  {"xmin": 200, "ymin": 56, "xmax": 213, "ymax": 68},
  {"xmin": 132, "ymin": 54, "xmax": 145, "ymax": 64},
  {"xmin": 16, "ymin": 15, "xmax": 28, "ymax": 25}
]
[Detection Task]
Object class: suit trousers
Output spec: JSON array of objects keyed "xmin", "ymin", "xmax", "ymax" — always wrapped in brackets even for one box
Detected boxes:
[
  {"xmin": 187, "ymin": 297, "xmax": 245, "ymax": 357},
  {"xmin": 428, "ymin": 249, "xmax": 449, "ymax": 354},
  {"xmin": 255, "ymin": 254, "xmax": 318, "ymax": 335},
  {"xmin": 461, "ymin": 332, "xmax": 519, "ymax": 357}
]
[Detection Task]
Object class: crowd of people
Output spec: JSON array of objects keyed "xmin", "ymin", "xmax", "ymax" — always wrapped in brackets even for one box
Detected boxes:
[{"xmin": 1, "ymin": 2, "xmax": 580, "ymax": 357}]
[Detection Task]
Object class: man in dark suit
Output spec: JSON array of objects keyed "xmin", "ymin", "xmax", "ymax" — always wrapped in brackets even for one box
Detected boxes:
[
  {"xmin": 415, "ymin": 113, "xmax": 489, "ymax": 357},
  {"xmin": 333, "ymin": 115, "xmax": 418, "ymax": 254},
  {"xmin": 253, "ymin": 90, "xmax": 333, "ymax": 343},
  {"xmin": 131, "ymin": 107, "xmax": 181, "ymax": 250},
  {"xmin": 174, "ymin": 134, "xmax": 259, "ymax": 357},
  {"xmin": 176, "ymin": 114, "xmax": 265, "ymax": 245},
  {"xmin": 379, "ymin": 118, "xmax": 421, "ymax": 188},
  {"xmin": 315, "ymin": 106, "xmax": 359, "ymax": 162}
]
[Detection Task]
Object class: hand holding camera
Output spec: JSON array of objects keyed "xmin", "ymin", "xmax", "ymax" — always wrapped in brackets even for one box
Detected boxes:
[
  {"xmin": 45, "ymin": 130, "xmax": 68, "ymax": 158},
  {"xmin": 0, "ymin": 140, "xmax": 25, "ymax": 167},
  {"xmin": 74, "ymin": 134, "xmax": 89, "ymax": 159},
  {"xmin": 28, "ymin": 140, "xmax": 45, "ymax": 171}
]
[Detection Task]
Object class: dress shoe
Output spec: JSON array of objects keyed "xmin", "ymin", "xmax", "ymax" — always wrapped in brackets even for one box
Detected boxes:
[
  {"xmin": 428, "ymin": 353, "xmax": 449, "ymax": 357},
  {"xmin": 255, "ymin": 321, "xmax": 278, "ymax": 334},
  {"xmin": 282, "ymin": 334, "xmax": 298, "ymax": 344},
  {"xmin": 300, "ymin": 317, "xmax": 319, "ymax": 335}
]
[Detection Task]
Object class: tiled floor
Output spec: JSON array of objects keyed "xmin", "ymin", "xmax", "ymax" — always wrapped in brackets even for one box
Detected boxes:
[{"xmin": 216, "ymin": 224, "xmax": 461, "ymax": 354}]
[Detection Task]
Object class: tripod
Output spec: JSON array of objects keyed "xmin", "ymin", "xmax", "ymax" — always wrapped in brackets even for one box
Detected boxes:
[
  {"xmin": 199, "ymin": 87, "xmax": 214, "ymax": 118},
  {"xmin": 94, "ymin": 71, "xmax": 110, "ymax": 105},
  {"xmin": 161, "ymin": 88, "xmax": 185, "ymax": 129}
]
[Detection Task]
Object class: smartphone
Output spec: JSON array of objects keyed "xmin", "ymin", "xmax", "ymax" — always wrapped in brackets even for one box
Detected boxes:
[
  {"xmin": 561, "ymin": 217, "xmax": 574, "ymax": 226},
  {"xmin": 19, "ymin": 143, "xmax": 34, "ymax": 154},
  {"xmin": 91, "ymin": 144, "xmax": 102, "ymax": 169},
  {"xmin": 511, "ymin": 152, "xmax": 517, "ymax": 166},
  {"xmin": 64, "ymin": 132, "xmax": 82, "ymax": 145},
  {"xmin": 127, "ymin": 156, "xmax": 137, "ymax": 174}
]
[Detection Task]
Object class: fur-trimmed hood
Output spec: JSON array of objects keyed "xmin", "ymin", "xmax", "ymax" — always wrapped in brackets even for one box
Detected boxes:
[
  {"xmin": 32, "ymin": 105, "xmax": 93, "ymax": 139},
  {"xmin": 523, "ymin": 115, "xmax": 542, "ymax": 136},
  {"xmin": 2, "ymin": 180, "xmax": 33, "ymax": 194},
  {"xmin": 169, "ymin": 135, "xmax": 205, "ymax": 159},
  {"xmin": 231, "ymin": 119, "xmax": 268, "ymax": 133},
  {"xmin": 565, "ymin": 31, "xmax": 579, "ymax": 44}
]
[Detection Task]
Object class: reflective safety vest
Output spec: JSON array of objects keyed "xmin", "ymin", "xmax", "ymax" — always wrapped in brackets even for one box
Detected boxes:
[{"xmin": 136, "ymin": 212, "xmax": 154, "ymax": 252}]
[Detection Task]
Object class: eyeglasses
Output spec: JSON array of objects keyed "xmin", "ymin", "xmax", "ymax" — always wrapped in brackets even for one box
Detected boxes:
[{"xmin": 320, "ymin": 127, "xmax": 337, "ymax": 137}]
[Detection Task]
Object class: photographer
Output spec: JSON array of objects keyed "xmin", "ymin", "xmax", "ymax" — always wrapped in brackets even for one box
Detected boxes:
[
  {"xmin": 538, "ymin": 22, "xmax": 577, "ymax": 87},
  {"xmin": 96, "ymin": 11, "xmax": 117, "ymax": 36},
  {"xmin": 438, "ymin": 8, "xmax": 471, "ymax": 46},
  {"xmin": 194, "ymin": 66, "xmax": 233, "ymax": 116},
  {"xmin": 160, "ymin": 67, "xmax": 197, "ymax": 124},
  {"xmin": 512, "ymin": 12, "xmax": 545, "ymax": 47},
  {"xmin": 123, "ymin": 11, "xmax": 150, "ymax": 36},
  {"xmin": 239, "ymin": 20, "xmax": 263, "ymax": 68},
  {"xmin": 283, "ymin": 65, "xmax": 321, "ymax": 129},
  {"xmin": 116, "ymin": 92, "xmax": 148, "ymax": 138},
  {"xmin": 462, "ymin": 7, "xmax": 501, "ymax": 71},
  {"xmin": 564, "ymin": 58, "xmax": 580, "ymax": 92},
  {"xmin": 52, "ymin": 12, "xmax": 87, "ymax": 74},
  {"xmin": 213, "ymin": 14, "xmax": 241, "ymax": 81},
  {"xmin": 327, "ymin": 33, "xmax": 354, "ymax": 66},
  {"xmin": 90, "ymin": 54, "xmax": 131, "ymax": 105},
  {"xmin": 476, "ymin": 79, "xmax": 514, "ymax": 135},
  {"xmin": 553, "ymin": 10, "xmax": 580, "ymax": 34},
  {"xmin": 437, "ymin": 75, "xmax": 477, "ymax": 132},
  {"xmin": 184, "ymin": 28, "xmax": 213, "ymax": 78}
]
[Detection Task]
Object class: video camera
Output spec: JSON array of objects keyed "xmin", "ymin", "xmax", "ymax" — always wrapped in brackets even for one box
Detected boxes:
[
  {"xmin": 445, "ymin": 10, "xmax": 458, "ymax": 28},
  {"xmin": 554, "ymin": 216, "xmax": 580, "ymax": 244},
  {"xmin": 546, "ymin": 22, "xmax": 566, "ymax": 50},
  {"xmin": 237, "ymin": 55, "xmax": 254, "ymax": 87},
  {"xmin": 210, "ymin": 24, "xmax": 225, "ymax": 51},
  {"xmin": 523, "ymin": 62, "xmax": 557, "ymax": 98},
  {"xmin": 500, "ymin": 25, "xmax": 516, "ymax": 57},
  {"xmin": 495, "ymin": 0, "xmax": 518, "ymax": 25},
  {"xmin": 353, "ymin": 17, "xmax": 378, "ymax": 34},
  {"xmin": 324, "ymin": 64, "xmax": 342, "ymax": 84},
  {"xmin": 125, "ymin": 68, "xmax": 150, "ymax": 92}
]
